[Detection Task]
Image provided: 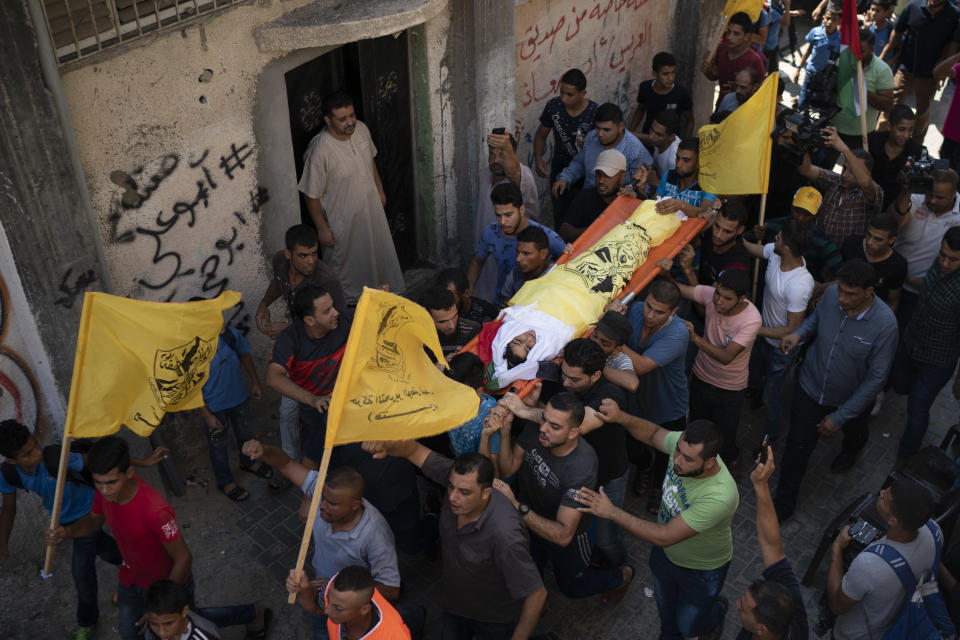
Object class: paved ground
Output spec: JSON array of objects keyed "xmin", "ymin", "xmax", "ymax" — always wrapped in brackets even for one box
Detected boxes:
[{"xmin": 4, "ymin": 21, "xmax": 960, "ymax": 640}]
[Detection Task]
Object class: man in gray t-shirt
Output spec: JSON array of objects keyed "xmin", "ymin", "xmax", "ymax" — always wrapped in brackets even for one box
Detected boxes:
[{"xmin": 828, "ymin": 478, "xmax": 937, "ymax": 639}]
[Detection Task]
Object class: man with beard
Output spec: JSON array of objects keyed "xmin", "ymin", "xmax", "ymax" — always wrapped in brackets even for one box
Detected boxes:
[
  {"xmin": 254, "ymin": 224, "xmax": 345, "ymax": 470},
  {"xmin": 577, "ymin": 410, "xmax": 738, "ymax": 640},
  {"xmin": 494, "ymin": 392, "xmax": 634, "ymax": 603},
  {"xmin": 298, "ymin": 92, "xmax": 404, "ymax": 304},
  {"xmin": 473, "ymin": 130, "xmax": 540, "ymax": 303},
  {"xmin": 242, "ymin": 441, "xmax": 401, "ymax": 638},
  {"xmin": 696, "ymin": 202, "xmax": 751, "ymax": 286},
  {"xmin": 468, "ymin": 183, "xmax": 565, "ymax": 305},
  {"xmin": 714, "ymin": 67, "xmax": 763, "ymax": 116},
  {"xmin": 553, "ymin": 103, "xmax": 651, "ymax": 201},
  {"xmin": 559, "ymin": 149, "xmax": 629, "ymax": 242},
  {"xmin": 358, "ymin": 443, "xmax": 547, "ymax": 639}
]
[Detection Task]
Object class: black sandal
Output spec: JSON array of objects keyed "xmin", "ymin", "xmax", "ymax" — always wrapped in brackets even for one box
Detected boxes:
[
  {"xmin": 240, "ymin": 462, "xmax": 274, "ymax": 480},
  {"xmin": 220, "ymin": 483, "xmax": 250, "ymax": 502}
]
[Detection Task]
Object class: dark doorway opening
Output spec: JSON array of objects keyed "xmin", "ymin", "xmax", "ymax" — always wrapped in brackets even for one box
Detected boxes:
[{"xmin": 285, "ymin": 32, "xmax": 418, "ymax": 269}]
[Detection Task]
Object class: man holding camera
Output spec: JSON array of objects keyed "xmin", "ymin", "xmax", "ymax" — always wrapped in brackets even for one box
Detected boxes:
[
  {"xmin": 886, "ymin": 167, "xmax": 960, "ymax": 325},
  {"xmin": 797, "ymin": 126, "xmax": 883, "ymax": 246}
]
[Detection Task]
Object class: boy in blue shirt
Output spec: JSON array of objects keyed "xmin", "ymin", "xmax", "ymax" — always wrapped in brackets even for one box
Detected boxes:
[
  {"xmin": 0, "ymin": 420, "xmax": 165, "ymax": 639},
  {"xmin": 794, "ymin": 5, "xmax": 842, "ymax": 105},
  {"xmin": 868, "ymin": 1, "xmax": 896, "ymax": 60},
  {"xmin": 193, "ymin": 299, "xmax": 270, "ymax": 502}
]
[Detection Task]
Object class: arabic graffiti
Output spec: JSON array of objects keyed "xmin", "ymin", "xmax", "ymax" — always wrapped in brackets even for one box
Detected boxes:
[
  {"xmin": 107, "ymin": 142, "xmax": 268, "ymax": 334},
  {"xmin": 54, "ymin": 267, "xmax": 98, "ymax": 309}
]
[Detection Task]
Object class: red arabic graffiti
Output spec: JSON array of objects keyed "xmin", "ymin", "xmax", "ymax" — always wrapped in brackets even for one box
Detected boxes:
[
  {"xmin": 518, "ymin": 20, "xmax": 652, "ymax": 108},
  {"xmin": 518, "ymin": 0, "xmax": 655, "ymax": 64}
]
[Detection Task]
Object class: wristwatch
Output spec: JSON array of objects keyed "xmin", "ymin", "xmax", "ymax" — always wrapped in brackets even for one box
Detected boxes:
[{"xmin": 517, "ymin": 502, "xmax": 530, "ymax": 516}]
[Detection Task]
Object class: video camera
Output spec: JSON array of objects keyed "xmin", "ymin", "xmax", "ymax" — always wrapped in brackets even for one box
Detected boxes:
[
  {"xmin": 904, "ymin": 147, "xmax": 950, "ymax": 194},
  {"xmin": 773, "ymin": 51, "xmax": 841, "ymax": 166}
]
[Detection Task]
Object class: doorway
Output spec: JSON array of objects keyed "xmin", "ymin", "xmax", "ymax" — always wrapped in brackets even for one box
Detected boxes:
[{"xmin": 285, "ymin": 32, "xmax": 418, "ymax": 269}]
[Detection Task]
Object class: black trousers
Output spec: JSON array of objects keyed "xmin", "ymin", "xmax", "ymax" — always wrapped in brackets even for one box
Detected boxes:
[{"xmin": 689, "ymin": 375, "xmax": 745, "ymax": 465}]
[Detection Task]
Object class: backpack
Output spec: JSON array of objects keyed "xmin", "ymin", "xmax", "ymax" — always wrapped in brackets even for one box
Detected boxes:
[
  {"xmin": 1, "ymin": 441, "xmax": 94, "ymax": 491},
  {"xmin": 865, "ymin": 520, "xmax": 957, "ymax": 640}
]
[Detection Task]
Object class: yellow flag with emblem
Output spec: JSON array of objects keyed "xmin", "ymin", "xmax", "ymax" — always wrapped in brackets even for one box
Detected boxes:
[
  {"xmin": 721, "ymin": 0, "xmax": 764, "ymax": 21},
  {"xmin": 325, "ymin": 288, "xmax": 480, "ymax": 447},
  {"xmin": 697, "ymin": 73, "xmax": 778, "ymax": 195},
  {"xmin": 64, "ymin": 290, "xmax": 241, "ymax": 438}
]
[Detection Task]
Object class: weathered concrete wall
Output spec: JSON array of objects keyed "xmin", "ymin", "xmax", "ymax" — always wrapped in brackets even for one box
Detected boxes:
[{"xmin": 514, "ymin": 0, "xmax": 675, "ymax": 211}]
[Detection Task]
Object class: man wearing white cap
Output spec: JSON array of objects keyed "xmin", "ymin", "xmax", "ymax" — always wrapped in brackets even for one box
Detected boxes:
[{"xmin": 559, "ymin": 149, "xmax": 630, "ymax": 242}]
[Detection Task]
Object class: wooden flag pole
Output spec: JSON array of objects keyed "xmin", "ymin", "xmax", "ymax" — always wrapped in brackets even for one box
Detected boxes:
[
  {"xmin": 857, "ymin": 59, "xmax": 868, "ymax": 147},
  {"xmin": 288, "ymin": 446, "xmax": 333, "ymax": 604},
  {"xmin": 704, "ymin": 16, "xmax": 729, "ymax": 67},
  {"xmin": 751, "ymin": 192, "xmax": 769, "ymax": 301},
  {"xmin": 41, "ymin": 435, "xmax": 73, "ymax": 578}
]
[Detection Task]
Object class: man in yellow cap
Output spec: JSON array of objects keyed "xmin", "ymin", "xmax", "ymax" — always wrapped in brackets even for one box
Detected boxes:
[{"xmin": 752, "ymin": 187, "xmax": 843, "ymax": 282}]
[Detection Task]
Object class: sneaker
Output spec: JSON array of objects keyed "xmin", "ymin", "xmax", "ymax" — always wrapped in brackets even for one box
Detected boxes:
[{"xmin": 72, "ymin": 625, "xmax": 97, "ymax": 640}]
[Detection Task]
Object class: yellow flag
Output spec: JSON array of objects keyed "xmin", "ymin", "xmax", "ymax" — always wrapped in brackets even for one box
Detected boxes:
[
  {"xmin": 697, "ymin": 73, "xmax": 778, "ymax": 195},
  {"xmin": 65, "ymin": 291, "xmax": 242, "ymax": 438},
  {"xmin": 325, "ymin": 288, "xmax": 480, "ymax": 448},
  {"xmin": 722, "ymin": 0, "xmax": 764, "ymax": 21}
]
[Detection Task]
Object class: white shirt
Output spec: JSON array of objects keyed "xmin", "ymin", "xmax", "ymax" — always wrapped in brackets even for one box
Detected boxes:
[
  {"xmin": 761, "ymin": 244, "xmax": 814, "ymax": 346},
  {"xmin": 652, "ymin": 135, "xmax": 680, "ymax": 180},
  {"xmin": 896, "ymin": 193, "xmax": 960, "ymax": 293}
]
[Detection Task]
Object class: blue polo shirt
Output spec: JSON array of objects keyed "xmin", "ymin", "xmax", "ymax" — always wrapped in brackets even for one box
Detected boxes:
[
  {"xmin": 201, "ymin": 326, "xmax": 251, "ymax": 412},
  {"xmin": 627, "ymin": 303, "xmax": 689, "ymax": 424},
  {"xmin": 0, "ymin": 452, "xmax": 93, "ymax": 524},
  {"xmin": 476, "ymin": 221, "xmax": 565, "ymax": 303}
]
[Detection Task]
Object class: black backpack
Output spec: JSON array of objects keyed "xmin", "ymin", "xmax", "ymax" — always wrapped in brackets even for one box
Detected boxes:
[{"xmin": 1, "ymin": 441, "xmax": 94, "ymax": 490}]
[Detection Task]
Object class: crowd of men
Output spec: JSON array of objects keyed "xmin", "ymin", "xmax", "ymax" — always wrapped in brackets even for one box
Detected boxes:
[{"xmin": 5, "ymin": 2, "xmax": 960, "ymax": 639}]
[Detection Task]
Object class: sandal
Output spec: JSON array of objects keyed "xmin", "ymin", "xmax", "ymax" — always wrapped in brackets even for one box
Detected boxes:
[
  {"xmin": 220, "ymin": 483, "xmax": 250, "ymax": 502},
  {"xmin": 246, "ymin": 607, "xmax": 273, "ymax": 640},
  {"xmin": 240, "ymin": 462, "xmax": 274, "ymax": 480}
]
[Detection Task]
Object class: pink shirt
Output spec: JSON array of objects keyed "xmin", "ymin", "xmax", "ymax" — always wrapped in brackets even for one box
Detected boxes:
[
  {"xmin": 942, "ymin": 63, "xmax": 960, "ymax": 142},
  {"xmin": 691, "ymin": 285, "xmax": 762, "ymax": 391}
]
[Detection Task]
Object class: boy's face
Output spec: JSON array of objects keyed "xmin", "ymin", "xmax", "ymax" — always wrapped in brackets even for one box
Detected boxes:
[
  {"xmin": 653, "ymin": 65, "xmax": 676, "ymax": 90},
  {"xmin": 558, "ymin": 82, "xmax": 586, "ymax": 109},
  {"xmin": 146, "ymin": 608, "xmax": 189, "ymax": 640},
  {"xmin": 725, "ymin": 24, "xmax": 747, "ymax": 49},
  {"xmin": 12, "ymin": 436, "xmax": 42, "ymax": 471},
  {"xmin": 515, "ymin": 241, "xmax": 548, "ymax": 274},
  {"xmin": 823, "ymin": 11, "xmax": 841, "ymax": 33},
  {"xmin": 589, "ymin": 330, "xmax": 620, "ymax": 356}
]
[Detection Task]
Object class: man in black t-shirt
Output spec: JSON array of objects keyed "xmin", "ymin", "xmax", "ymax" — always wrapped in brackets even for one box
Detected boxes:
[
  {"xmin": 494, "ymin": 392, "xmax": 633, "ymax": 603},
  {"xmin": 630, "ymin": 52, "xmax": 694, "ymax": 137},
  {"xmin": 868, "ymin": 105, "xmax": 922, "ymax": 211},
  {"xmin": 840, "ymin": 213, "xmax": 907, "ymax": 310},
  {"xmin": 559, "ymin": 149, "xmax": 626, "ymax": 242},
  {"xmin": 735, "ymin": 446, "xmax": 808, "ymax": 640},
  {"xmin": 697, "ymin": 202, "xmax": 751, "ymax": 285},
  {"xmin": 559, "ymin": 338, "xmax": 629, "ymax": 569},
  {"xmin": 419, "ymin": 286, "xmax": 481, "ymax": 357}
]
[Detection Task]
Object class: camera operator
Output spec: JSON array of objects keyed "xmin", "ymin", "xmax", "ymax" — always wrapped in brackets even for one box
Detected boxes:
[
  {"xmin": 766, "ymin": 113, "xmax": 808, "ymax": 220},
  {"xmin": 886, "ymin": 167, "xmax": 960, "ymax": 325},
  {"xmin": 797, "ymin": 126, "xmax": 883, "ymax": 246},
  {"xmin": 827, "ymin": 479, "xmax": 938, "ymax": 640}
]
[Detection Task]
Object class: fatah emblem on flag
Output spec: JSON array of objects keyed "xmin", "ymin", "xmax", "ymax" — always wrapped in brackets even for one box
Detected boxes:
[{"xmin": 149, "ymin": 336, "xmax": 215, "ymax": 407}]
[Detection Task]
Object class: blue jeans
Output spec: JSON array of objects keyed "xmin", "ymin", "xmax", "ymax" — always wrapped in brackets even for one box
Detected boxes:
[
  {"xmin": 892, "ymin": 351, "xmax": 959, "ymax": 461},
  {"xmin": 72, "ymin": 528, "xmax": 122, "ymax": 627},
  {"xmin": 528, "ymin": 529, "xmax": 622, "ymax": 599},
  {"xmin": 593, "ymin": 470, "xmax": 628, "ymax": 568},
  {"xmin": 753, "ymin": 339, "xmax": 796, "ymax": 439},
  {"xmin": 649, "ymin": 546, "xmax": 729, "ymax": 639},
  {"xmin": 203, "ymin": 399, "xmax": 254, "ymax": 488},
  {"xmin": 117, "ymin": 574, "xmax": 255, "ymax": 639}
]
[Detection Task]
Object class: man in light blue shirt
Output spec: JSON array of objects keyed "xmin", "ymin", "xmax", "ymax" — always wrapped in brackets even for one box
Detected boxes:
[
  {"xmin": 553, "ymin": 102, "xmax": 651, "ymax": 198},
  {"xmin": 774, "ymin": 259, "xmax": 897, "ymax": 521}
]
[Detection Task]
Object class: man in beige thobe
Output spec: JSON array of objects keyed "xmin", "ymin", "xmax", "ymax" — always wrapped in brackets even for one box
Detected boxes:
[{"xmin": 298, "ymin": 92, "xmax": 405, "ymax": 304}]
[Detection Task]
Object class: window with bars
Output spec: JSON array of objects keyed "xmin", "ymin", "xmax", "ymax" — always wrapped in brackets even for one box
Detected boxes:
[{"xmin": 40, "ymin": 0, "xmax": 242, "ymax": 65}]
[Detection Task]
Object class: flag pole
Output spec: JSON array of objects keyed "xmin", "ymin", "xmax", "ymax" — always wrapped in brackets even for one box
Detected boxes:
[
  {"xmin": 751, "ymin": 193, "xmax": 768, "ymax": 301},
  {"xmin": 288, "ymin": 446, "xmax": 333, "ymax": 604},
  {"xmin": 857, "ymin": 59, "xmax": 868, "ymax": 147},
  {"xmin": 41, "ymin": 435, "xmax": 72, "ymax": 578},
  {"xmin": 42, "ymin": 292, "xmax": 96, "ymax": 578}
]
